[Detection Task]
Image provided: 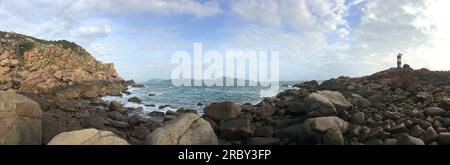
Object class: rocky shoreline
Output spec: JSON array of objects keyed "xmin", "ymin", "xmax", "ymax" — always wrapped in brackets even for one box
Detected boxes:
[{"xmin": 2, "ymin": 31, "xmax": 450, "ymax": 145}]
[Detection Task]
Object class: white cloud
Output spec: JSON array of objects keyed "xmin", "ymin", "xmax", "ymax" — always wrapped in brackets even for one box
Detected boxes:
[
  {"xmin": 231, "ymin": 0, "xmax": 349, "ymax": 33},
  {"xmin": 96, "ymin": 0, "xmax": 223, "ymax": 18}
]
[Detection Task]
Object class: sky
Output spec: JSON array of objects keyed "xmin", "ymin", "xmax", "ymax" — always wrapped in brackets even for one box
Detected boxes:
[{"xmin": 0, "ymin": 0, "xmax": 449, "ymax": 82}]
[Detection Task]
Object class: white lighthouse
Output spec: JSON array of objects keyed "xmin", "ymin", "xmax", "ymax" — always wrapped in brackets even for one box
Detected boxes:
[{"xmin": 397, "ymin": 53, "xmax": 402, "ymax": 68}]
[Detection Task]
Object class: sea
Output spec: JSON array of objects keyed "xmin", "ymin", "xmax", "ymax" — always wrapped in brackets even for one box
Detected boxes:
[{"xmin": 102, "ymin": 80, "xmax": 301, "ymax": 114}]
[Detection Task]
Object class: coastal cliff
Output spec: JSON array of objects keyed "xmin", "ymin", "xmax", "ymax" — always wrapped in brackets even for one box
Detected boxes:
[{"xmin": 0, "ymin": 31, "xmax": 121, "ymax": 93}]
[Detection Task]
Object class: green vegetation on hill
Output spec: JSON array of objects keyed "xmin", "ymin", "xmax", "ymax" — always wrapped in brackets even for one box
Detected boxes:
[{"xmin": 1, "ymin": 31, "xmax": 86, "ymax": 56}]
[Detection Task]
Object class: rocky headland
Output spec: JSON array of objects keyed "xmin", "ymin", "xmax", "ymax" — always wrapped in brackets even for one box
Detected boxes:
[{"xmin": 2, "ymin": 31, "xmax": 450, "ymax": 145}]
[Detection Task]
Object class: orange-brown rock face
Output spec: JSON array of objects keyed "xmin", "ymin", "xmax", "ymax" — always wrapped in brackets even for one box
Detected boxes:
[{"xmin": 0, "ymin": 31, "xmax": 122, "ymax": 93}]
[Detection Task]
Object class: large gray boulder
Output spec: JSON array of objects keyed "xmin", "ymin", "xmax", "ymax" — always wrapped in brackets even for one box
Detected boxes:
[
  {"xmin": 204, "ymin": 101, "xmax": 241, "ymax": 121},
  {"xmin": 0, "ymin": 91, "xmax": 42, "ymax": 145},
  {"xmin": 305, "ymin": 90, "xmax": 352, "ymax": 116},
  {"xmin": 302, "ymin": 116, "xmax": 349, "ymax": 139},
  {"xmin": 145, "ymin": 113, "xmax": 218, "ymax": 145},
  {"xmin": 48, "ymin": 128, "xmax": 129, "ymax": 145}
]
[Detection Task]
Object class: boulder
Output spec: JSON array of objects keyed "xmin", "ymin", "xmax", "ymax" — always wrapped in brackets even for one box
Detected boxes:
[
  {"xmin": 285, "ymin": 101, "xmax": 306, "ymax": 114},
  {"xmin": 439, "ymin": 98, "xmax": 450, "ymax": 111},
  {"xmin": 128, "ymin": 114, "xmax": 152, "ymax": 124},
  {"xmin": 421, "ymin": 127, "xmax": 438, "ymax": 144},
  {"xmin": 305, "ymin": 93, "xmax": 337, "ymax": 116},
  {"xmin": 145, "ymin": 113, "xmax": 218, "ymax": 145},
  {"xmin": 218, "ymin": 118, "xmax": 254, "ymax": 140},
  {"xmin": 204, "ymin": 101, "xmax": 241, "ymax": 121},
  {"xmin": 254, "ymin": 126, "xmax": 274, "ymax": 137},
  {"xmin": 350, "ymin": 112, "xmax": 365, "ymax": 125},
  {"xmin": 41, "ymin": 111, "xmax": 83, "ymax": 144},
  {"xmin": 274, "ymin": 123, "xmax": 303, "ymax": 140},
  {"xmin": 409, "ymin": 125, "xmax": 425, "ymax": 138},
  {"xmin": 389, "ymin": 123, "xmax": 408, "ymax": 134},
  {"xmin": 109, "ymin": 101, "xmax": 125, "ymax": 113},
  {"xmin": 438, "ymin": 133, "xmax": 450, "ymax": 145},
  {"xmin": 316, "ymin": 90, "xmax": 352, "ymax": 112},
  {"xmin": 108, "ymin": 111, "xmax": 127, "ymax": 121},
  {"xmin": 257, "ymin": 104, "xmax": 276, "ymax": 118},
  {"xmin": 367, "ymin": 127, "xmax": 384, "ymax": 140},
  {"xmin": 48, "ymin": 128, "xmax": 129, "ymax": 145},
  {"xmin": 0, "ymin": 91, "xmax": 42, "ymax": 145},
  {"xmin": 305, "ymin": 90, "xmax": 352, "ymax": 116},
  {"xmin": 323, "ymin": 128, "xmax": 344, "ymax": 145},
  {"xmin": 396, "ymin": 135, "xmax": 425, "ymax": 145},
  {"xmin": 350, "ymin": 93, "xmax": 372, "ymax": 108},
  {"xmin": 81, "ymin": 114, "xmax": 106, "ymax": 129},
  {"xmin": 128, "ymin": 97, "xmax": 142, "ymax": 103},
  {"xmin": 131, "ymin": 126, "xmax": 150, "ymax": 140},
  {"xmin": 424, "ymin": 107, "xmax": 446, "ymax": 117},
  {"xmin": 303, "ymin": 117, "xmax": 349, "ymax": 137},
  {"xmin": 106, "ymin": 119, "xmax": 129, "ymax": 129}
]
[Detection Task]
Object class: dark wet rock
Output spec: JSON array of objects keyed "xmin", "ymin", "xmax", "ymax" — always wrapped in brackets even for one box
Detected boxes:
[
  {"xmin": 128, "ymin": 114, "xmax": 152, "ymax": 124},
  {"xmin": 132, "ymin": 84, "xmax": 145, "ymax": 88},
  {"xmin": 218, "ymin": 118, "xmax": 254, "ymax": 140},
  {"xmin": 106, "ymin": 118, "xmax": 129, "ymax": 128},
  {"xmin": 158, "ymin": 105, "xmax": 172, "ymax": 109},
  {"xmin": 128, "ymin": 97, "xmax": 142, "ymax": 103},
  {"xmin": 254, "ymin": 126, "xmax": 274, "ymax": 137},
  {"xmin": 177, "ymin": 108, "xmax": 198, "ymax": 114},
  {"xmin": 81, "ymin": 114, "xmax": 106, "ymax": 129},
  {"xmin": 293, "ymin": 80, "xmax": 319, "ymax": 91},
  {"xmin": 132, "ymin": 126, "xmax": 150, "ymax": 140},
  {"xmin": 109, "ymin": 101, "xmax": 125, "ymax": 113},
  {"xmin": 148, "ymin": 93, "xmax": 156, "ymax": 96}
]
